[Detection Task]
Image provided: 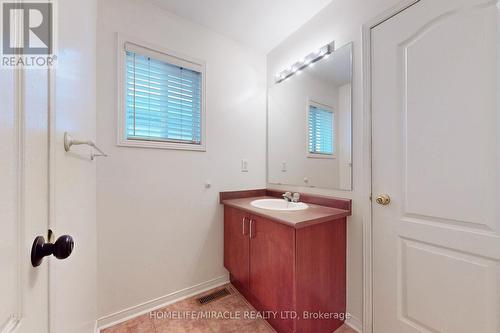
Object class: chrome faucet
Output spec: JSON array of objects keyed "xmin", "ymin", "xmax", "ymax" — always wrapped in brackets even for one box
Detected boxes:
[
  {"xmin": 282, "ymin": 192, "xmax": 293, "ymax": 202},
  {"xmin": 282, "ymin": 192, "xmax": 300, "ymax": 203}
]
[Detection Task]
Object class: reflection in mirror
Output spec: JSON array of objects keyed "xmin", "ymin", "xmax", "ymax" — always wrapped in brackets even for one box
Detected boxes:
[{"xmin": 268, "ymin": 43, "xmax": 352, "ymax": 190}]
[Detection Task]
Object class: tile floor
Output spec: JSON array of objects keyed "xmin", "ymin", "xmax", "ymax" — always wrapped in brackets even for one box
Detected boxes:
[{"xmin": 101, "ymin": 284, "xmax": 356, "ymax": 333}]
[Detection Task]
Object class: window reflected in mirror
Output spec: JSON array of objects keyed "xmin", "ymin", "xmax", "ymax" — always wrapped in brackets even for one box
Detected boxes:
[{"xmin": 308, "ymin": 101, "xmax": 335, "ymax": 157}]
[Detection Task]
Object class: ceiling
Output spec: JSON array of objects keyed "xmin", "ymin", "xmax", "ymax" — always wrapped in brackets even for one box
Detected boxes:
[{"xmin": 148, "ymin": 0, "xmax": 334, "ymax": 53}]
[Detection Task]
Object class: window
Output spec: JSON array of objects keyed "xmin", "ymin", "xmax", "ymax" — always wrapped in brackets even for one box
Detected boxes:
[
  {"xmin": 118, "ymin": 40, "xmax": 205, "ymax": 150},
  {"xmin": 308, "ymin": 102, "xmax": 335, "ymax": 157}
]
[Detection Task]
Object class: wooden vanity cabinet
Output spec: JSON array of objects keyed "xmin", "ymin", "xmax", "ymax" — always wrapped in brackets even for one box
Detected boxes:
[{"xmin": 223, "ymin": 205, "xmax": 347, "ymax": 333}]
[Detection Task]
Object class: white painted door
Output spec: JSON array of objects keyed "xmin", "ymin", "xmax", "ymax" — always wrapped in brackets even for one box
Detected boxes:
[
  {"xmin": 0, "ymin": 62, "xmax": 50, "ymax": 332},
  {"xmin": 372, "ymin": 0, "xmax": 500, "ymax": 332},
  {"xmin": 48, "ymin": 0, "xmax": 98, "ymax": 331}
]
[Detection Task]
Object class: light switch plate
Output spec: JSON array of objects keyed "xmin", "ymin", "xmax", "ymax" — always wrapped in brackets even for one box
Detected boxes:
[{"xmin": 241, "ymin": 159, "xmax": 248, "ymax": 172}]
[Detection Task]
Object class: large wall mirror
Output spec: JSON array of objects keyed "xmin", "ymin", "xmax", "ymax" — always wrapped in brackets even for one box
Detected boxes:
[{"xmin": 268, "ymin": 42, "xmax": 353, "ymax": 190}]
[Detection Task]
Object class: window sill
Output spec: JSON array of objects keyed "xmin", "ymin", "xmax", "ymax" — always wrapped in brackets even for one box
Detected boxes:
[
  {"xmin": 117, "ymin": 138, "xmax": 206, "ymax": 151},
  {"xmin": 307, "ymin": 153, "xmax": 336, "ymax": 159}
]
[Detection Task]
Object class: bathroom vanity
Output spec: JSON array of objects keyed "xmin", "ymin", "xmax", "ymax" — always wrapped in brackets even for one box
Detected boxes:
[{"xmin": 220, "ymin": 189, "xmax": 351, "ymax": 333}]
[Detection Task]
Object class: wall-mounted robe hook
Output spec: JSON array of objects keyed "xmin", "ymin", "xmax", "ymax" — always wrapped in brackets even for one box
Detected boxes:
[{"xmin": 64, "ymin": 132, "xmax": 108, "ymax": 160}]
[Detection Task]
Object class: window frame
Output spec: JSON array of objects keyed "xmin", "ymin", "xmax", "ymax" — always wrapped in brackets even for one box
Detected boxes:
[
  {"xmin": 117, "ymin": 34, "xmax": 206, "ymax": 151},
  {"xmin": 306, "ymin": 99, "xmax": 337, "ymax": 159}
]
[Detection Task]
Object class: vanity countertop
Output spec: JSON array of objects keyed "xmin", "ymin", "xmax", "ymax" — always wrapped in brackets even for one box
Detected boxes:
[{"xmin": 222, "ymin": 195, "xmax": 351, "ymax": 229}]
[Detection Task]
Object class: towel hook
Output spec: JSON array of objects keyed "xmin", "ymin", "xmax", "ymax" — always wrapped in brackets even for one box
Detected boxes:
[{"xmin": 64, "ymin": 132, "xmax": 108, "ymax": 160}]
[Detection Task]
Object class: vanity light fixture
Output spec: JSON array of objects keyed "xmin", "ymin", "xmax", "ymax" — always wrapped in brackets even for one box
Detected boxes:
[{"xmin": 274, "ymin": 41, "xmax": 335, "ymax": 84}]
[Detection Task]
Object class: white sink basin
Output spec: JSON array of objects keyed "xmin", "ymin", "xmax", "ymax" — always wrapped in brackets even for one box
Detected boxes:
[{"xmin": 250, "ymin": 199, "xmax": 309, "ymax": 211}]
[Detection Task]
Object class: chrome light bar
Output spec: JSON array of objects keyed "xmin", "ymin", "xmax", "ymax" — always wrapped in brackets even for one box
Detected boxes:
[{"xmin": 274, "ymin": 41, "xmax": 335, "ymax": 84}]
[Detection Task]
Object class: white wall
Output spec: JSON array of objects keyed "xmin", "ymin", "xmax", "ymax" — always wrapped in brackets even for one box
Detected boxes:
[
  {"xmin": 267, "ymin": 0, "xmax": 403, "ymax": 329},
  {"xmin": 96, "ymin": 0, "xmax": 267, "ymax": 319},
  {"xmin": 338, "ymin": 83, "xmax": 352, "ymax": 189}
]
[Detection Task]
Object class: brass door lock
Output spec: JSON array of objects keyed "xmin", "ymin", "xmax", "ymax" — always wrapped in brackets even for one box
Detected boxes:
[{"xmin": 376, "ymin": 194, "xmax": 391, "ymax": 206}]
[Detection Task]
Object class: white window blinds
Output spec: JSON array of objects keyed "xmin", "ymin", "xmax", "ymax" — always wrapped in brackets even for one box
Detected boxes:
[
  {"xmin": 125, "ymin": 43, "xmax": 203, "ymax": 144},
  {"xmin": 308, "ymin": 104, "xmax": 335, "ymax": 155}
]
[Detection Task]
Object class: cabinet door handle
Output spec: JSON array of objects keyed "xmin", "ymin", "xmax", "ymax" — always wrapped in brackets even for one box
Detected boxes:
[
  {"xmin": 242, "ymin": 217, "xmax": 248, "ymax": 235},
  {"xmin": 249, "ymin": 219, "xmax": 255, "ymax": 239}
]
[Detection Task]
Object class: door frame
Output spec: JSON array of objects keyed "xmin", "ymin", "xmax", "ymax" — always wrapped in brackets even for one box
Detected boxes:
[{"xmin": 361, "ymin": 1, "xmax": 420, "ymax": 333}]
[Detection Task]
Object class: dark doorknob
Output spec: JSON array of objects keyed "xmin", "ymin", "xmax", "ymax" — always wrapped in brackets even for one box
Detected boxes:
[{"xmin": 31, "ymin": 235, "xmax": 74, "ymax": 267}]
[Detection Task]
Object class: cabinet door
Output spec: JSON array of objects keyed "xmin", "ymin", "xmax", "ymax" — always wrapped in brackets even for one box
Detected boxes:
[
  {"xmin": 295, "ymin": 219, "xmax": 346, "ymax": 333},
  {"xmin": 249, "ymin": 216, "xmax": 295, "ymax": 333},
  {"xmin": 224, "ymin": 206, "xmax": 250, "ymax": 290}
]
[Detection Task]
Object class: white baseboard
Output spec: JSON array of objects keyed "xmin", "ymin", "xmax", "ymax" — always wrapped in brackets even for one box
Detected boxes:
[
  {"xmin": 346, "ymin": 314, "xmax": 363, "ymax": 333},
  {"xmin": 96, "ymin": 275, "xmax": 229, "ymax": 331}
]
